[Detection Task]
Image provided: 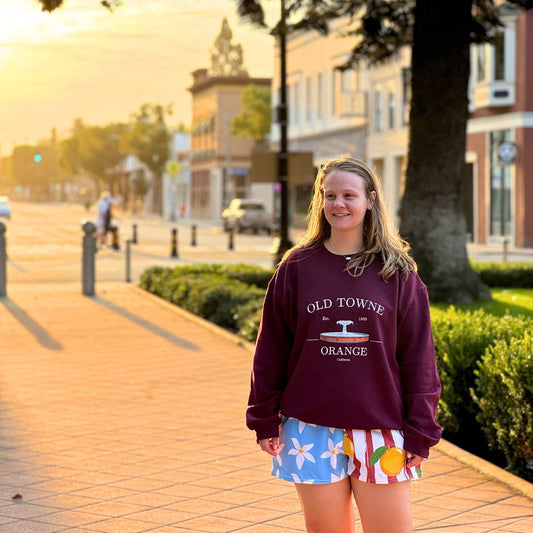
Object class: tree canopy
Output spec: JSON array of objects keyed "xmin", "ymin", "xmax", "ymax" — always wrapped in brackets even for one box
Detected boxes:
[
  {"xmin": 60, "ymin": 120, "xmax": 128, "ymax": 191},
  {"xmin": 236, "ymin": 1, "xmax": 532, "ymax": 65},
  {"xmin": 231, "ymin": 84, "xmax": 272, "ymax": 142},
  {"xmin": 121, "ymin": 103, "xmax": 172, "ymax": 215}
]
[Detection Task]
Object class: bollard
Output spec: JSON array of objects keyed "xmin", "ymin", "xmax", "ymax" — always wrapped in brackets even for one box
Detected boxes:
[
  {"xmin": 502, "ymin": 237, "xmax": 509, "ymax": 264},
  {"xmin": 228, "ymin": 228, "xmax": 235, "ymax": 251},
  {"xmin": 0, "ymin": 222, "xmax": 6, "ymax": 297},
  {"xmin": 132, "ymin": 223, "xmax": 138, "ymax": 244},
  {"xmin": 111, "ymin": 225, "xmax": 120, "ymax": 250},
  {"xmin": 191, "ymin": 224, "xmax": 197, "ymax": 247},
  {"xmin": 81, "ymin": 219, "xmax": 96, "ymax": 296},
  {"xmin": 171, "ymin": 228, "xmax": 179, "ymax": 258},
  {"xmin": 125, "ymin": 238, "xmax": 132, "ymax": 283}
]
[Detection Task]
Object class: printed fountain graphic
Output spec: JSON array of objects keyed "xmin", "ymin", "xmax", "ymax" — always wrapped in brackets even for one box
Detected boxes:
[{"xmin": 320, "ymin": 320, "xmax": 369, "ymax": 343}]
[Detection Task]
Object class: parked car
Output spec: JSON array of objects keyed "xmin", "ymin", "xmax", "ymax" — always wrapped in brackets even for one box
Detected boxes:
[
  {"xmin": 222, "ymin": 198, "xmax": 272, "ymax": 234},
  {"xmin": 0, "ymin": 196, "xmax": 11, "ymax": 220}
]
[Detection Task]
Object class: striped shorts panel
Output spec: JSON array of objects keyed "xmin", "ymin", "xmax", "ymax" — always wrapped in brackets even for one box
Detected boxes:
[{"xmin": 345, "ymin": 428, "xmax": 422, "ymax": 484}]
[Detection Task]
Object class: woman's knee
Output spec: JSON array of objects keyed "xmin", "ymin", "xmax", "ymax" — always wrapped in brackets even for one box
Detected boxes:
[{"xmin": 296, "ymin": 480, "xmax": 355, "ymax": 533}]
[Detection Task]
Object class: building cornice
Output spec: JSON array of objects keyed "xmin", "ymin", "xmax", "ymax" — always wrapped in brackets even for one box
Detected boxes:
[
  {"xmin": 467, "ymin": 111, "xmax": 533, "ymax": 133},
  {"xmin": 188, "ymin": 76, "xmax": 271, "ymax": 94}
]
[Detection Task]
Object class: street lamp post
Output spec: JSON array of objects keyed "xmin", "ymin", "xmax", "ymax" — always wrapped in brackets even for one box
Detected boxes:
[
  {"xmin": 166, "ymin": 161, "xmax": 181, "ymax": 222},
  {"xmin": 273, "ymin": 0, "xmax": 292, "ymax": 266}
]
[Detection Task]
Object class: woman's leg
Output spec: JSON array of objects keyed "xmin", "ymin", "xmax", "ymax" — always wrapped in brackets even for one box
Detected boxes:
[
  {"xmin": 295, "ymin": 478, "xmax": 355, "ymax": 533},
  {"xmin": 350, "ymin": 478, "xmax": 413, "ymax": 533}
]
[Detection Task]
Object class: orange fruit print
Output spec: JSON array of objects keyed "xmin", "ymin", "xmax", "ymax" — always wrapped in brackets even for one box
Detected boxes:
[
  {"xmin": 370, "ymin": 446, "xmax": 405, "ymax": 476},
  {"xmin": 343, "ymin": 432, "xmax": 355, "ymax": 457}
]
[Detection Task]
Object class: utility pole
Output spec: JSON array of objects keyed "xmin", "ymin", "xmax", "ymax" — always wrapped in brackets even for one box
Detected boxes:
[{"xmin": 273, "ymin": 0, "xmax": 292, "ymax": 265}]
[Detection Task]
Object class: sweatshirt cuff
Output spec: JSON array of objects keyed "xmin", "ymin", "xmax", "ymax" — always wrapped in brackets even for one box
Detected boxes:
[
  {"xmin": 403, "ymin": 428, "xmax": 441, "ymax": 459},
  {"xmin": 255, "ymin": 424, "xmax": 280, "ymax": 442}
]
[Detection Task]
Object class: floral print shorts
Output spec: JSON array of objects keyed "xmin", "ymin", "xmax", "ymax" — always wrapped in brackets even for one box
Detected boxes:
[{"xmin": 272, "ymin": 417, "xmax": 422, "ymax": 485}]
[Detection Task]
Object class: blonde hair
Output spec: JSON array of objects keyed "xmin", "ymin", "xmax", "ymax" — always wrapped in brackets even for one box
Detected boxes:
[{"xmin": 284, "ymin": 156, "xmax": 416, "ymax": 280}]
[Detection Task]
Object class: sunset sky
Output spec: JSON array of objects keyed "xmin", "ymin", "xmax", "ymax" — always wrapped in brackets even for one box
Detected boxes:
[{"xmin": 0, "ymin": 0, "xmax": 277, "ymax": 156}]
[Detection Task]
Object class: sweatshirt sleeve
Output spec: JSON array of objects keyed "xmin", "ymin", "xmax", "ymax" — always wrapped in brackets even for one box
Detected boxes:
[
  {"xmin": 246, "ymin": 261, "xmax": 295, "ymax": 441},
  {"xmin": 396, "ymin": 274, "xmax": 442, "ymax": 458}
]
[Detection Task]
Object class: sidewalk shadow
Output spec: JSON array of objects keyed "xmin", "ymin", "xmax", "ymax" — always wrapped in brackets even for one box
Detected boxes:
[
  {"xmin": 0, "ymin": 298, "xmax": 63, "ymax": 351},
  {"xmin": 91, "ymin": 296, "xmax": 200, "ymax": 351}
]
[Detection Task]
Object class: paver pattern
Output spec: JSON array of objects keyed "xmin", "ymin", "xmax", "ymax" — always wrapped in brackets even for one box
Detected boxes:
[{"xmin": 1, "ymin": 281, "xmax": 532, "ymax": 532}]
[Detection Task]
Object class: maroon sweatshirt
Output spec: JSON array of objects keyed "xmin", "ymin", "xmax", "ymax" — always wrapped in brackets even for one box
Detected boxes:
[{"xmin": 246, "ymin": 245, "xmax": 442, "ymax": 458}]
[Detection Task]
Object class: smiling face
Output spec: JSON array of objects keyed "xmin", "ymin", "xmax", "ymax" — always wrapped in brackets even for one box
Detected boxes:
[{"xmin": 323, "ymin": 170, "xmax": 375, "ymax": 237}]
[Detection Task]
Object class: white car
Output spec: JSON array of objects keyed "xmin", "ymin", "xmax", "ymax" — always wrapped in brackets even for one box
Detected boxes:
[
  {"xmin": 222, "ymin": 199, "xmax": 272, "ymax": 234},
  {"xmin": 0, "ymin": 196, "xmax": 10, "ymax": 220}
]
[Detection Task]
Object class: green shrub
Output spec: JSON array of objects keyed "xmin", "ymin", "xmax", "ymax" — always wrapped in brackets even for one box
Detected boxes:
[
  {"xmin": 187, "ymin": 278, "xmax": 264, "ymax": 329},
  {"xmin": 139, "ymin": 266, "xmax": 173, "ymax": 294},
  {"xmin": 165, "ymin": 263, "xmax": 274, "ymax": 288},
  {"xmin": 139, "ymin": 265, "xmax": 268, "ymax": 334},
  {"xmin": 218, "ymin": 264, "xmax": 274, "ymax": 289},
  {"xmin": 234, "ymin": 299, "xmax": 264, "ymax": 342},
  {"xmin": 472, "ymin": 262, "xmax": 533, "ymax": 288},
  {"xmin": 474, "ymin": 334, "xmax": 533, "ymax": 480},
  {"xmin": 431, "ymin": 307, "xmax": 529, "ymax": 435}
]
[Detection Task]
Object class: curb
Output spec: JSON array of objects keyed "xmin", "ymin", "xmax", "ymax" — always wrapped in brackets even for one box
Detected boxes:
[
  {"xmin": 435, "ymin": 439, "xmax": 533, "ymax": 500},
  {"xmin": 128, "ymin": 283, "xmax": 256, "ymax": 354}
]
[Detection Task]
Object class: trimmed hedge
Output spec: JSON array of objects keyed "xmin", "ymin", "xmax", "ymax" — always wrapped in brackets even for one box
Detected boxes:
[
  {"xmin": 139, "ymin": 264, "xmax": 270, "ymax": 335},
  {"xmin": 474, "ymin": 334, "xmax": 533, "ymax": 481},
  {"xmin": 472, "ymin": 262, "xmax": 533, "ymax": 288},
  {"xmin": 431, "ymin": 308, "xmax": 529, "ymax": 434}
]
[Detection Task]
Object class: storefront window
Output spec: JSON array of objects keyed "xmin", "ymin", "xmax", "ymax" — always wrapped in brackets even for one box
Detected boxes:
[{"xmin": 489, "ymin": 130, "xmax": 512, "ymax": 237}]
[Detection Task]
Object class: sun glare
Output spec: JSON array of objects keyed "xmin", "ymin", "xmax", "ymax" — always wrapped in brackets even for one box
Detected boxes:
[{"xmin": 0, "ymin": 0, "xmax": 275, "ymax": 152}]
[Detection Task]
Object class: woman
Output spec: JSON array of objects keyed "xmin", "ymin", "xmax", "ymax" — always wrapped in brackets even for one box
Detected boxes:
[{"xmin": 246, "ymin": 157, "xmax": 441, "ymax": 533}]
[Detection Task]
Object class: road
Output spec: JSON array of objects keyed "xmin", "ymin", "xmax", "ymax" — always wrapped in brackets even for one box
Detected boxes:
[
  {"xmin": 2, "ymin": 201, "xmax": 284, "ymax": 286},
  {"xmin": 2, "ymin": 201, "xmax": 531, "ymax": 287}
]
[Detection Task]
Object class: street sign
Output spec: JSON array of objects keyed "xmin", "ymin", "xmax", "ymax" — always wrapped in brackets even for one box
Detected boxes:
[
  {"xmin": 166, "ymin": 161, "xmax": 181, "ymax": 176},
  {"xmin": 498, "ymin": 141, "xmax": 517, "ymax": 164}
]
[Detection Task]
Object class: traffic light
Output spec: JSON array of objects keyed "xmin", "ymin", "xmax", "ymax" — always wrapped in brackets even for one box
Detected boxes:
[{"xmin": 34, "ymin": 153, "xmax": 42, "ymax": 163}]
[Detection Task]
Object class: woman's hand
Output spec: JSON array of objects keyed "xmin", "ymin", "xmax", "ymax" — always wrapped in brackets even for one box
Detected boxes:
[
  {"xmin": 405, "ymin": 451, "xmax": 423, "ymax": 468},
  {"xmin": 258, "ymin": 437, "xmax": 280, "ymax": 456}
]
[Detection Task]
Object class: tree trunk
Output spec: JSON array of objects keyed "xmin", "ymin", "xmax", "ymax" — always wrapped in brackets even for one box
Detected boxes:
[
  {"xmin": 399, "ymin": 0, "xmax": 491, "ymax": 303},
  {"xmin": 151, "ymin": 172, "xmax": 163, "ymax": 215}
]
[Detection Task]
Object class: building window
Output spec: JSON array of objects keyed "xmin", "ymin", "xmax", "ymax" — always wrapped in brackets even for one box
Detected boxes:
[
  {"xmin": 388, "ymin": 91, "xmax": 395, "ymax": 129},
  {"xmin": 477, "ymin": 46, "xmax": 486, "ymax": 82},
  {"xmin": 494, "ymin": 31, "xmax": 505, "ymax": 81},
  {"xmin": 489, "ymin": 130, "xmax": 512, "ymax": 238},
  {"xmin": 306, "ymin": 77, "xmax": 312, "ymax": 121},
  {"xmin": 191, "ymin": 170, "xmax": 210, "ymax": 210},
  {"xmin": 293, "ymin": 80, "xmax": 300, "ymax": 124},
  {"xmin": 331, "ymin": 68, "xmax": 337, "ymax": 115},
  {"xmin": 374, "ymin": 91, "xmax": 383, "ymax": 132},
  {"xmin": 289, "ymin": 84, "xmax": 295, "ymax": 125},
  {"xmin": 341, "ymin": 67, "xmax": 362, "ymax": 92},
  {"xmin": 402, "ymin": 68, "xmax": 411, "ymax": 126},
  {"xmin": 317, "ymin": 72, "xmax": 324, "ymax": 119}
]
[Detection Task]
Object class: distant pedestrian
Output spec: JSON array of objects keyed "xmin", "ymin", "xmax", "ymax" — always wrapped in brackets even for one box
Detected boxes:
[
  {"xmin": 97, "ymin": 191, "xmax": 111, "ymax": 246},
  {"xmin": 246, "ymin": 157, "xmax": 442, "ymax": 532}
]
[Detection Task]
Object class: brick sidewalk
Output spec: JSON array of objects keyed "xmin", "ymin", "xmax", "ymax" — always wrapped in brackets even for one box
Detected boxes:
[{"xmin": 0, "ymin": 282, "xmax": 532, "ymax": 532}]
